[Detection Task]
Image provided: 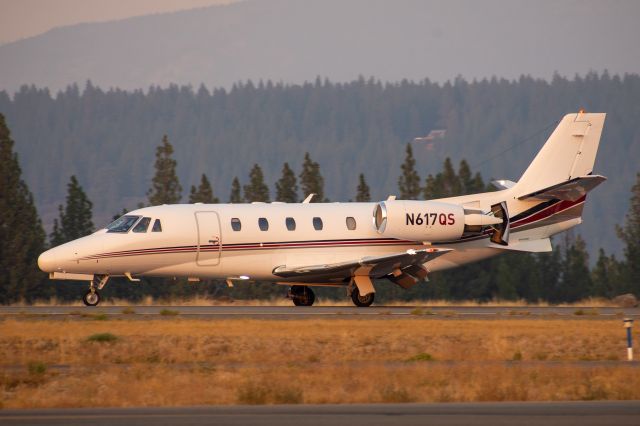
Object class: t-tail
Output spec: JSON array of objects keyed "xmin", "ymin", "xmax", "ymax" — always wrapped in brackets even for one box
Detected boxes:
[
  {"xmin": 496, "ymin": 112, "xmax": 608, "ymax": 249},
  {"xmin": 512, "ymin": 111, "xmax": 607, "ymax": 201}
]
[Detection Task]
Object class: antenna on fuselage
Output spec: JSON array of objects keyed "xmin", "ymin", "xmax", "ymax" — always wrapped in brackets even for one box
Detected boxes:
[{"xmin": 302, "ymin": 193, "xmax": 315, "ymax": 203}]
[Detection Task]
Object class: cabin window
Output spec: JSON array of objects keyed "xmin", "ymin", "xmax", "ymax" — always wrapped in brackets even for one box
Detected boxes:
[
  {"xmin": 106, "ymin": 215, "xmax": 140, "ymax": 233},
  {"xmin": 133, "ymin": 217, "xmax": 151, "ymax": 233},
  {"xmin": 346, "ymin": 216, "xmax": 357, "ymax": 230},
  {"xmin": 258, "ymin": 217, "xmax": 269, "ymax": 231},
  {"xmin": 231, "ymin": 218, "xmax": 241, "ymax": 231},
  {"xmin": 286, "ymin": 217, "xmax": 296, "ymax": 231},
  {"xmin": 313, "ymin": 217, "xmax": 323, "ymax": 230},
  {"xmin": 152, "ymin": 219, "xmax": 162, "ymax": 232}
]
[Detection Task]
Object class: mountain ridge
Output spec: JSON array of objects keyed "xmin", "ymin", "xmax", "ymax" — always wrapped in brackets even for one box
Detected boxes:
[{"xmin": 1, "ymin": 0, "xmax": 639, "ymax": 93}]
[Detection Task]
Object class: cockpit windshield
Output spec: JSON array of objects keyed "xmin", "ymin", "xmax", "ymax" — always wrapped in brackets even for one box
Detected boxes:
[{"xmin": 106, "ymin": 215, "xmax": 141, "ymax": 233}]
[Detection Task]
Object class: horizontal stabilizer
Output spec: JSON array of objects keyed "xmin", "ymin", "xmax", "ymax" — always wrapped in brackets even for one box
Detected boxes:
[
  {"xmin": 490, "ymin": 238, "xmax": 552, "ymax": 253},
  {"xmin": 517, "ymin": 175, "xmax": 606, "ymax": 202}
]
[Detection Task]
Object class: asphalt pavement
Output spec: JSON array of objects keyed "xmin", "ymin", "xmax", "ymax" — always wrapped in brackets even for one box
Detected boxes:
[
  {"xmin": 1, "ymin": 402, "xmax": 639, "ymax": 426},
  {"xmin": 0, "ymin": 305, "xmax": 637, "ymax": 319}
]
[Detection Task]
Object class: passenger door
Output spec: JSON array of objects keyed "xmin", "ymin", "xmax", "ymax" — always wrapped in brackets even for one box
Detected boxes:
[{"xmin": 195, "ymin": 211, "xmax": 221, "ymax": 266}]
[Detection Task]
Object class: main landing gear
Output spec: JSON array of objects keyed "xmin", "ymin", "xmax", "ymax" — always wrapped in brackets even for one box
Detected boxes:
[
  {"xmin": 350, "ymin": 286, "xmax": 375, "ymax": 307},
  {"xmin": 83, "ymin": 275, "xmax": 110, "ymax": 307},
  {"xmin": 288, "ymin": 285, "xmax": 315, "ymax": 306}
]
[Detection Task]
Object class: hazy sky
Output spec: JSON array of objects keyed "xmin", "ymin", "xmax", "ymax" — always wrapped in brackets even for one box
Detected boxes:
[
  {"xmin": 0, "ymin": 0, "xmax": 237, "ymax": 45},
  {"xmin": 1, "ymin": 0, "xmax": 638, "ymax": 92}
]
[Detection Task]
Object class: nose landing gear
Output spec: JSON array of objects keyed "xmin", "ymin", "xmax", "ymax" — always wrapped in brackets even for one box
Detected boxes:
[
  {"xmin": 83, "ymin": 290, "xmax": 100, "ymax": 306},
  {"xmin": 83, "ymin": 275, "xmax": 109, "ymax": 307}
]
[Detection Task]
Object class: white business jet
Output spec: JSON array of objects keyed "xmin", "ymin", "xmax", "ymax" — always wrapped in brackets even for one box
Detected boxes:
[{"xmin": 38, "ymin": 112, "xmax": 606, "ymax": 307}]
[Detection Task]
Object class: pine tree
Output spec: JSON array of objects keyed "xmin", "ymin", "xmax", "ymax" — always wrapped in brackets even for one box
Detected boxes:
[
  {"xmin": 423, "ymin": 174, "xmax": 439, "ymax": 200},
  {"xmin": 558, "ymin": 234, "xmax": 592, "ymax": 303},
  {"xmin": 0, "ymin": 113, "xmax": 48, "ymax": 303},
  {"xmin": 440, "ymin": 158, "xmax": 460, "ymax": 196},
  {"xmin": 458, "ymin": 160, "xmax": 486, "ymax": 194},
  {"xmin": 424, "ymin": 159, "xmax": 488, "ymax": 200},
  {"xmin": 275, "ymin": 162, "xmax": 298, "ymax": 202},
  {"xmin": 50, "ymin": 175, "xmax": 94, "ymax": 246},
  {"xmin": 495, "ymin": 257, "xmax": 518, "ymax": 300},
  {"xmin": 536, "ymin": 247, "xmax": 563, "ymax": 302},
  {"xmin": 590, "ymin": 248, "xmax": 623, "ymax": 298},
  {"xmin": 147, "ymin": 135, "xmax": 182, "ymax": 205},
  {"xmin": 299, "ymin": 152, "xmax": 326, "ymax": 202},
  {"xmin": 229, "ymin": 177, "xmax": 243, "ymax": 203},
  {"xmin": 189, "ymin": 173, "xmax": 219, "ymax": 203},
  {"xmin": 355, "ymin": 173, "xmax": 371, "ymax": 202},
  {"xmin": 398, "ymin": 144, "xmax": 421, "ymax": 199},
  {"xmin": 243, "ymin": 164, "xmax": 270, "ymax": 202},
  {"xmin": 617, "ymin": 172, "xmax": 640, "ymax": 296}
]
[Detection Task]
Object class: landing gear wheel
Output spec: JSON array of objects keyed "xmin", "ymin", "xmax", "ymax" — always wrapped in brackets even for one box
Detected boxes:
[
  {"xmin": 83, "ymin": 290, "xmax": 100, "ymax": 307},
  {"xmin": 351, "ymin": 287, "xmax": 374, "ymax": 307},
  {"xmin": 289, "ymin": 286, "xmax": 315, "ymax": 307}
]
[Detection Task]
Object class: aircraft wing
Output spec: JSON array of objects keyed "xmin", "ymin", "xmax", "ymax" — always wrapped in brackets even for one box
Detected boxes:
[{"xmin": 271, "ymin": 248, "xmax": 452, "ymax": 284}]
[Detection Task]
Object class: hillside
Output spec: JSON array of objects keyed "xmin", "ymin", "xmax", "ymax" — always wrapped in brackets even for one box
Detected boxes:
[
  {"xmin": 0, "ymin": 0, "xmax": 638, "ymax": 93},
  {"xmin": 1, "ymin": 74, "xmax": 638, "ymax": 257}
]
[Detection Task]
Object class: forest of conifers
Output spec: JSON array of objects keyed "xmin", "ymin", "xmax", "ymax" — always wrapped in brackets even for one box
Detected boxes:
[
  {"xmin": 1, "ymin": 72, "xmax": 639, "ymax": 303},
  {"xmin": 2, "ymin": 72, "xmax": 640, "ymax": 255}
]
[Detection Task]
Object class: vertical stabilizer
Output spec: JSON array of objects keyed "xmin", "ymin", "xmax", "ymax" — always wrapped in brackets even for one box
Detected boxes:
[{"xmin": 514, "ymin": 112, "xmax": 606, "ymax": 197}]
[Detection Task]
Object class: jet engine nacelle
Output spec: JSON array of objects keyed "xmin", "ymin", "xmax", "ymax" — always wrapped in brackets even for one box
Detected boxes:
[
  {"xmin": 373, "ymin": 200, "xmax": 465, "ymax": 242},
  {"xmin": 373, "ymin": 200, "xmax": 504, "ymax": 242}
]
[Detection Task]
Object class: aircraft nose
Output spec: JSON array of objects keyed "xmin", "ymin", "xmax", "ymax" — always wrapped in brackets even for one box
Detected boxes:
[{"xmin": 37, "ymin": 249, "xmax": 58, "ymax": 273}]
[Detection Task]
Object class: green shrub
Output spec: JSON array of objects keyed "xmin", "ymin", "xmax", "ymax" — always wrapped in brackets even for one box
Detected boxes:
[
  {"xmin": 87, "ymin": 332, "xmax": 118, "ymax": 343},
  {"xmin": 82, "ymin": 313, "xmax": 108, "ymax": 321},
  {"xmin": 380, "ymin": 386, "xmax": 414, "ymax": 402},
  {"xmin": 160, "ymin": 309, "xmax": 179, "ymax": 316},
  {"xmin": 273, "ymin": 387, "xmax": 303, "ymax": 404},
  {"xmin": 27, "ymin": 361, "xmax": 47, "ymax": 375},
  {"xmin": 407, "ymin": 352, "xmax": 434, "ymax": 362},
  {"xmin": 236, "ymin": 382, "xmax": 269, "ymax": 405}
]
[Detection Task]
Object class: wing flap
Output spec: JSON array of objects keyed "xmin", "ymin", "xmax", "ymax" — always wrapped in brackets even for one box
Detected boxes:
[{"xmin": 272, "ymin": 248, "xmax": 452, "ymax": 283}]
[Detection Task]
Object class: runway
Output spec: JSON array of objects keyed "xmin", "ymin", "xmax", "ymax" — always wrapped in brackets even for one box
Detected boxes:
[
  {"xmin": 1, "ymin": 402, "xmax": 639, "ymax": 426},
  {"xmin": 0, "ymin": 305, "xmax": 638, "ymax": 319}
]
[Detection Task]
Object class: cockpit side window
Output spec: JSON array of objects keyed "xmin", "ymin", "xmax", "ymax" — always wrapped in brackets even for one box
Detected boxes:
[
  {"xmin": 107, "ymin": 215, "xmax": 140, "ymax": 233},
  {"xmin": 152, "ymin": 219, "xmax": 162, "ymax": 232},
  {"xmin": 133, "ymin": 217, "xmax": 151, "ymax": 233}
]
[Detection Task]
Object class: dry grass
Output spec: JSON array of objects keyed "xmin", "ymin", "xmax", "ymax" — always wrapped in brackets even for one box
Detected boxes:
[{"xmin": 1, "ymin": 318, "xmax": 638, "ymax": 408}]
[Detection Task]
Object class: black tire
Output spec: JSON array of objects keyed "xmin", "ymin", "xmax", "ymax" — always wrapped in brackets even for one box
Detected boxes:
[
  {"xmin": 83, "ymin": 290, "xmax": 100, "ymax": 307},
  {"xmin": 290, "ymin": 286, "xmax": 315, "ymax": 307},
  {"xmin": 351, "ymin": 287, "xmax": 374, "ymax": 307}
]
